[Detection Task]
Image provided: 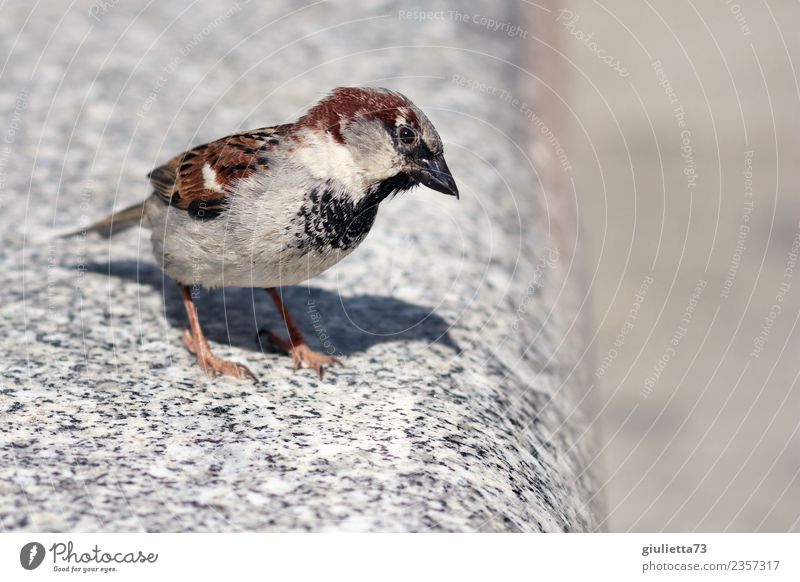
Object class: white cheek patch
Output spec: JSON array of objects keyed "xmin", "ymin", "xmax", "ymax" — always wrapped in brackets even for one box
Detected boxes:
[
  {"xmin": 296, "ymin": 132, "xmax": 363, "ymax": 189},
  {"xmin": 295, "ymin": 128, "xmax": 401, "ymax": 195},
  {"xmin": 202, "ymin": 163, "xmax": 225, "ymax": 193}
]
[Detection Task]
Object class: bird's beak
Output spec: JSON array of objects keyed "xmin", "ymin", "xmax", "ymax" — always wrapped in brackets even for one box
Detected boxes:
[{"xmin": 411, "ymin": 155, "xmax": 459, "ymax": 199}]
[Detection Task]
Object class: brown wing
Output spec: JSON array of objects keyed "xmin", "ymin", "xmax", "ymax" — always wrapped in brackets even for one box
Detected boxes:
[{"xmin": 147, "ymin": 126, "xmax": 286, "ymax": 220}]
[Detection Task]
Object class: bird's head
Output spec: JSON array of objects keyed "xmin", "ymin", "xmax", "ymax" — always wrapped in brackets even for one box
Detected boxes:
[{"xmin": 294, "ymin": 87, "xmax": 459, "ymax": 199}]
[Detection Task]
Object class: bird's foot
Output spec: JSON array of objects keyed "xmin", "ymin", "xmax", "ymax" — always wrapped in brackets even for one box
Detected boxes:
[
  {"xmin": 259, "ymin": 330, "xmax": 341, "ymax": 379},
  {"xmin": 183, "ymin": 329, "xmax": 258, "ymax": 382}
]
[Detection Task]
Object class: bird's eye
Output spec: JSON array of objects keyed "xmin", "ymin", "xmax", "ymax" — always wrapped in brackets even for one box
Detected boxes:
[{"xmin": 397, "ymin": 125, "xmax": 417, "ymax": 145}]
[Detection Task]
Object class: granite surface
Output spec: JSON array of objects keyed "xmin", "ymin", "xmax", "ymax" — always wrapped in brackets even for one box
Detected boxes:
[{"xmin": 0, "ymin": 0, "xmax": 601, "ymax": 531}]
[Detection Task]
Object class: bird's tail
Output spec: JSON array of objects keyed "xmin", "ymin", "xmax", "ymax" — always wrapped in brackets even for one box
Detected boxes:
[{"xmin": 58, "ymin": 200, "xmax": 146, "ymax": 239}]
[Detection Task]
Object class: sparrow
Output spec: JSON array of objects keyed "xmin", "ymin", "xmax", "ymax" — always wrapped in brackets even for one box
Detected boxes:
[{"xmin": 71, "ymin": 87, "xmax": 459, "ymax": 381}]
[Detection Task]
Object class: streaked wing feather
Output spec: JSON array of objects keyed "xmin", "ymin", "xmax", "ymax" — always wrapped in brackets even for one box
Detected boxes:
[{"xmin": 147, "ymin": 126, "xmax": 285, "ymax": 219}]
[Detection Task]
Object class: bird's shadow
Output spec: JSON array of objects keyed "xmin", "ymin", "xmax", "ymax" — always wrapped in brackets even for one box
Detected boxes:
[{"xmin": 80, "ymin": 260, "xmax": 460, "ymax": 356}]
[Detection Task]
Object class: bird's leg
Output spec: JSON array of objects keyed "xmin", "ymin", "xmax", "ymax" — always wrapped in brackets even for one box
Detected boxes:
[
  {"xmin": 179, "ymin": 285, "xmax": 257, "ymax": 381},
  {"xmin": 262, "ymin": 287, "xmax": 341, "ymax": 378}
]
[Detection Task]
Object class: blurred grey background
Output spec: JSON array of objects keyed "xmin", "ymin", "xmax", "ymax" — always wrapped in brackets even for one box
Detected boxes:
[{"xmin": 567, "ymin": 0, "xmax": 800, "ymax": 531}]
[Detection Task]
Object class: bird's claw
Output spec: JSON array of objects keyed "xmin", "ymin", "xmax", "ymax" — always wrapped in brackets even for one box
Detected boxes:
[
  {"xmin": 183, "ymin": 329, "xmax": 258, "ymax": 382},
  {"xmin": 259, "ymin": 329, "xmax": 342, "ymax": 379}
]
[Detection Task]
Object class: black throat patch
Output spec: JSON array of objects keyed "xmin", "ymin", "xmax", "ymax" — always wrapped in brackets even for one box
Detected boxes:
[{"xmin": 296, "ymin": 173, "xmax": 416, "ymax": 251}]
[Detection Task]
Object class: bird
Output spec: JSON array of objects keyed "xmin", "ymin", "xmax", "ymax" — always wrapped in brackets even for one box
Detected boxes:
[{"xmin": 69, "ymin": 87, "xmax": 459, "ymax": 381}]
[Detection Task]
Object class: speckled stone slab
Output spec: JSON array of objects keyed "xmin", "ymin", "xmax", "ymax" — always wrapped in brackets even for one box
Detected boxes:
[{"xmin": 0, "ymin": 0, "xmax": 601, "ymax": 531}]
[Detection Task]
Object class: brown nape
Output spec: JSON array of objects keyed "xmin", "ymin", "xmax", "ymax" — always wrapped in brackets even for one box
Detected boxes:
[
  {"xmin": 179, "ymin": 285, "xmax": 257, "ymax": 381},
  {"xmin": 262, "ymin": 287, "xmax": 342, "ymax": 379},
  {"xmin": 295, "ymin": 87, "xmax": 419, "ymax": 143}
]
